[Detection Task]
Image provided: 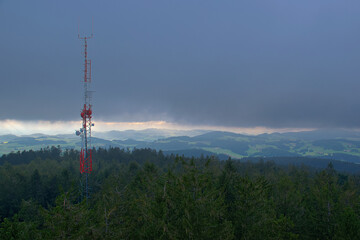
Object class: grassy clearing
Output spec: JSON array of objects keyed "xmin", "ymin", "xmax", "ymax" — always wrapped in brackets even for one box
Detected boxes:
[{"xmin": 201, "ymin": 147, "xmax": 244, "ymax": 159}]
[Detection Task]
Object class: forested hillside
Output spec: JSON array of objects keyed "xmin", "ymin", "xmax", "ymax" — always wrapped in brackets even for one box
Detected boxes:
[
  {"xmin": 1, "ymin": 147, "xmax": 360, "ymax": 239},
  {"xmin": 3, "ymin": 130, "xmax": 360, "ymax": 163}
]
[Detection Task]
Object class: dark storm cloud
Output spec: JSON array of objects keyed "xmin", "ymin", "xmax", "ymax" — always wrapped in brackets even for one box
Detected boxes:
[{"xmin": 1, "ymin": 0, "xmax": 360, "ymax": 128}]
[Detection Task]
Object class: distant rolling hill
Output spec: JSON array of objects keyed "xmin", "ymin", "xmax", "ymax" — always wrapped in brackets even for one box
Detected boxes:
[
  {"xmin": 93, "ymin": 129, "xmax": 209, "ymax": 141},
  {"xmin": 1, "ymin": 129, "xmax": 360, "ymax": 165}
]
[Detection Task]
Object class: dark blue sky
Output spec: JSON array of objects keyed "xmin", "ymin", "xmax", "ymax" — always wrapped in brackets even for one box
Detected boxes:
[{"xmin": 1, "ymin": 0, "xmax": 360, "ymax": 129}]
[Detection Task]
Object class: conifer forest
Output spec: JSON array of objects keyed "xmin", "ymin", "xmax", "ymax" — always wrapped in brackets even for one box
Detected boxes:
[{"xmin": 1, "ymin": 147, "xmax": 360, "ymax": 239}]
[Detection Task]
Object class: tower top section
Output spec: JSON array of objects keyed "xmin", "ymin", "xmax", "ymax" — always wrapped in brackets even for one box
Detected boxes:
[{"xmin": 78, "ymin": 33, "xmax": 93, "ymax": 40}]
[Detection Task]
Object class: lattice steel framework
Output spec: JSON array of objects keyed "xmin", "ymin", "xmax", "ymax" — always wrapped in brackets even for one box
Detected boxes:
[{"xmin": 76, "ymin": 31, "xmax": 94, "ymax": 200}]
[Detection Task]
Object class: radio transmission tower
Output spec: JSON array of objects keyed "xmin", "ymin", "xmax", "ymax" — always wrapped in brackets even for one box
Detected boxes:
[{"xmin": 76, "ymin": 29, "xmax": 94, "ymax": 201}]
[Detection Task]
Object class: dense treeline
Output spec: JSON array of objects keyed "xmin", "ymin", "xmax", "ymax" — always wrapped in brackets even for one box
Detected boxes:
[{"xmin": 1, "ymin": 147, "xmax": 360, "ymax": 239}]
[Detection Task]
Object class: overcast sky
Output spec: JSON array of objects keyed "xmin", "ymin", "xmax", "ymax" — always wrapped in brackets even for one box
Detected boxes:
[{"xmin": 1, "ymin": 0, "xmax": 360, "ymax": 133}]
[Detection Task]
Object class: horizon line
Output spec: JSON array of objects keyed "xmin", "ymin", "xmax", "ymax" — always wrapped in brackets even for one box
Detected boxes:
[{"xmin": 0, "ymin": 119, "xmax": 326, "ymax": 136}]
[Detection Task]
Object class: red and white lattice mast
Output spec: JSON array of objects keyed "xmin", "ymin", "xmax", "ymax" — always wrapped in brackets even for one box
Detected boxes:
[{"xmin": 76, "ymin": 31, "xmax": 94, "ymax": 200}]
